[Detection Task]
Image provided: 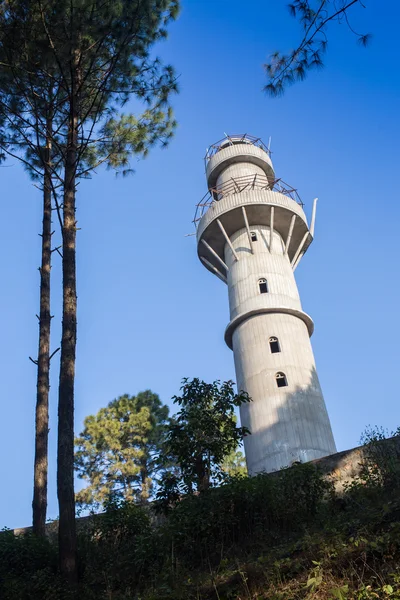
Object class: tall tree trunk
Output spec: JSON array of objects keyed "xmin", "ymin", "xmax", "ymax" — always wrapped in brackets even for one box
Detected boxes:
[
  {"xmin": 32, "ymin": 126, "xmax": 52, "ymax": 537},
  {"xmin": 57, "ymin": 88, "xmax": 78, "ymax": 583},
  {"xmin": 140, "ymin": 460, "xmax": 150, "ymax": 503},
  {"xmin": 195, "ymin": 455, "xmax": 210, "ymax": 493}
]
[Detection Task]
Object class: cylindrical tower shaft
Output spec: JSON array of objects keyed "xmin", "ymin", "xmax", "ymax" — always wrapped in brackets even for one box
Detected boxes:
[{"xmin": 195, "ymin": 135, "xmax": 336, "ymax": 474}]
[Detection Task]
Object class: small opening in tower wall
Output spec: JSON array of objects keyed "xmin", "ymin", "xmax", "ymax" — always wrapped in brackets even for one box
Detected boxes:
[
  {"xmin": 269, "ymin": 337, "xmax": 281, "ymax": 353},
  {"xmin": 258, "ymin": 278, "xmax": 268, "ymax": 294},
  {"xmin": 276, "ymin": 372, "xmax": 288, "ymax": 388},
  {"xmin": 251, "ymin": 231, "xmax": 257, "ymax": 242}
]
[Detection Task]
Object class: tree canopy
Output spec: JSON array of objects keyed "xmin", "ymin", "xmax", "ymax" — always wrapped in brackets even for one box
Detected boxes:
[
  {"xmin": 0, "ymin": 0, "xmax": 179, "ymax": 579},
  {"xmin": 157, "ymin": 378, "xmax": 251, "ymax": 505},
  {"xmin": 221, "ymin": 448, "xmax": 247, "ymax": 479},
  {"xmin": 75, "ymin": 391, "xmax": 169, "ymax": 507}
]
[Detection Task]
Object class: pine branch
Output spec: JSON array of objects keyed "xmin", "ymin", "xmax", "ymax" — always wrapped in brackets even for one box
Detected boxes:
[{"xmin": 265, "ymin": 0, "xmax": 370, "ymax": 96}]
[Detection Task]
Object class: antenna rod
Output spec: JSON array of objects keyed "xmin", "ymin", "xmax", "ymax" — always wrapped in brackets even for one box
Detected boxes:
[{"xmin": 310, "ymin": 198, "xmax": 318, "ymax": 237}]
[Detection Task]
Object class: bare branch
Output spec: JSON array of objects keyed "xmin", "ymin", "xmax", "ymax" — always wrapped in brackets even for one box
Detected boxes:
[{"xmin": 50, "ymin": 347, "xmax": 60, "ymax": 360}]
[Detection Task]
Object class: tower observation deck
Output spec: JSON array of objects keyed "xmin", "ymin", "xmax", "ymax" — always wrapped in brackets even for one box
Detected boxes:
[{"xmin": 195, "ymin": 134, "xmax": 336, "ymax": 474}]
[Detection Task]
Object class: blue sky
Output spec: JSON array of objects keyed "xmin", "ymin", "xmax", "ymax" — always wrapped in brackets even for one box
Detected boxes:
[{"xmin": 1, "ymin": 0, "xmax": 399, "ymax": 529}]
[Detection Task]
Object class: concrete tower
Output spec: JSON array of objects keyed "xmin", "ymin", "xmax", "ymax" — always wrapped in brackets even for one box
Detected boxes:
[{"xmin": 195, "ymin": 134, "xmax": 336, "ymax": 475}]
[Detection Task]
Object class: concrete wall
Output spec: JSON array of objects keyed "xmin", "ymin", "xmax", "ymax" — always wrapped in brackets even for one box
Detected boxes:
[
  {"xmin": 225, "ymin": 225, "xmax": 336, "ymax": 474},
  {"xmin": 216, "ymin": 163, "xmax": 266, "ymax": 189},
  {"xmin": 312, "ymin": 435, "xmax": 400, "ymax": 493},
  {"xmin": 226, "ymin": 226, "xmax": 302, "ymax": 319}
]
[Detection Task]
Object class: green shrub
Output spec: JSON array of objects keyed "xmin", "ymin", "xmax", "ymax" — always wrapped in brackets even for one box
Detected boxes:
[
  {"xmin": 343, "ymin": 427, "xmax": 400, "ymax": 511},
  {"xmin": 162, "ymin": 462, "xmax": 333, "ymax": 569},
  {"xmin": 1, "ymin": 433, "xmax": 400, "ymax": 599},
  {"xmin": 0, "ymin": 530, "xmax": 63, "ymax": 599},
  {"xmin": 78, "ymin": 499, "xmax": 162, "ymax": 598},
  {"xmin": 360, "ymin": 426, "xmax": 400, "ymax": 489}
]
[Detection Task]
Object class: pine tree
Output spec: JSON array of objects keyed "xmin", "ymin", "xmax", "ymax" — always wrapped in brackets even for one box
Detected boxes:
[
  {"xmin": 0, "ymin": 8, "xmax": 66, "ymax": 537},
  {"xmin": 264, "ymin": 0, "xmax": 371, "ymax": 96},
  {"xmin": 75, "ymin": 392, "xmax": 169, "ymax": 507},
  {"xmin": 0, "ymin": 0, "xmax": 179, "ymax": 583}
]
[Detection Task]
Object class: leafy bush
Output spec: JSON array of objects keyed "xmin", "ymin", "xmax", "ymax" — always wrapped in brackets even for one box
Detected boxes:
[
  {"xmin": 343, "ymin": 426, "xmax": 400, "ymax": 511},
  {"xmin": 0, "ymin": 530, "xmax": 63, "ymax": 599},
  {"xmin": 78, "ymin": 499, "xmax": 160, "ymax": 597},
  {"xmin": 359, "ymin": 425, "xmax": 400, "ymax": 489},
  {"xmin": 2, "ymin": 429, "xmax": 400, "ymax": 599},
  {"xmin": 162, "ymin": 462, "xmax": 333, "ymax": 569},
  {"xmin": 159, "ymin": 378, "xmax": 251, "ymax": 499}
]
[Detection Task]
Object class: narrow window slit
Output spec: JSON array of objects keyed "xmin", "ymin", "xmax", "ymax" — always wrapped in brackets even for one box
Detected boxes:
[
  {"xmin": 269, "ymin": 337, "xmax": 280, "ymax": 354},
  {"xmin": 258, "ymin": 278, "xmax": 268, "ymax": 294},
  {"xmin": 276, "ymin": 372, "xmax": 288, "ymax": 388},
  {"xmin": 251, "ymin": 231, "xmax": 257, "ymax": 242}
]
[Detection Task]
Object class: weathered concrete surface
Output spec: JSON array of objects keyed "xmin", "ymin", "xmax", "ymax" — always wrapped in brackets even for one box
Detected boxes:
[
  {"xmin": 225, "ymin": 224, "xmax": 336, "ymax": 474},
  {"xmin": 197, "ymin": 135, "xmax": 336, "ymax": 474},
  {"xmin": 311, "ymin": 435, "xmax": 400, "ymax": 493}
]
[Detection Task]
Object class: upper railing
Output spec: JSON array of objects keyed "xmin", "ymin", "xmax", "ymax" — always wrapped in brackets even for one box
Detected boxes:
[
  {"xmin": 204, "ymin": 134, "xmax": 271, "ymax": 165},
  {"xmin": 193, "ymin": 173, "xmax": 303, "ymax": 228}
]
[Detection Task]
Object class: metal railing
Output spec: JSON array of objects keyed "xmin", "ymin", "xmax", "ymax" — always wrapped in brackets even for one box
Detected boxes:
[
  {"xmin": 204, "ymin": 133, "xmax": 271, "ymax": 164},
  {"xmin": 193, "ymin": 173, "xmax": 303, "ymax": 228}
]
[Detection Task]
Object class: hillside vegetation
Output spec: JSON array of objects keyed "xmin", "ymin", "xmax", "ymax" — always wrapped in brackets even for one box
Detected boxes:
[{"xmin": 1, "ymin": 432, "xmax": 400, "ymax": 600}]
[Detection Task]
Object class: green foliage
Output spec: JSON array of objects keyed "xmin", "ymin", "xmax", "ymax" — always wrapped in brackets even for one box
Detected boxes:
[
  {"xmin": 75, "ymin": 391, "xmax": 169, "ymax": 507},
  {"xmin": 0, "ymin": 530, "xmax": 63, "ymax": 599},
  {"xmin": 0, "ymin": 0, "xmax": 180, "ymax": 180},
  {"xmin": 360, "ymin": 426, "xmax": 400, "ymax": 489},
  {"xmin": 344, "ymin": 426, "xmax": 400, "ymax": 505},
  {"xmin": 330, "ymin": 585, "xmax": 349, "ymax": 600},
  {"xmin": 158, "ymin": 378, "xmax": 251, "ymax": 502},
  {"xmin": 221, "ymin": 448, "xmax": 248, "ymax": 479},
  {"xmin": 77, "ymin": 500, "xmax": 159, "ymax": 598},
  {"xmin": 0, "ymin": 0, "xmax": 179, "ymax": 578},
  {"xmin": 305, "ymin": 560, "xmax": 323, "ymax": 593},
  {"xmin": 264, "ymin": 0, "xmax": 371, "ymax": 97},
  {"xmin": 161, "ymin": 462, "xmax": 332, "ymax": 570},
  {"xmin": 3, "ymin": 428, "xmax": 400, "ymax": 599}
]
